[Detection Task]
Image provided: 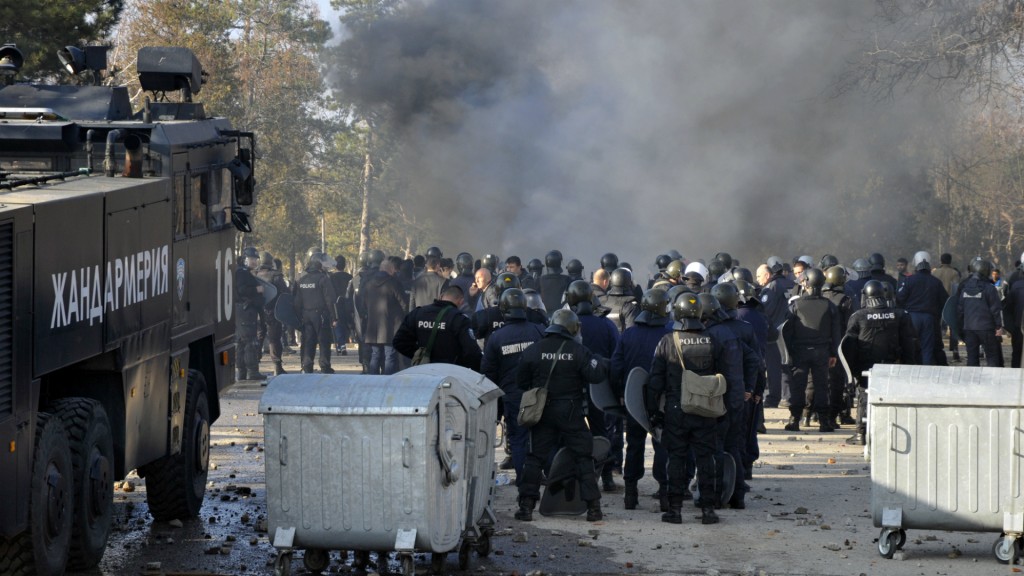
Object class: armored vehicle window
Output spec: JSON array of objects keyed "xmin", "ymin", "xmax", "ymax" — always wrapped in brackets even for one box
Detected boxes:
[
  {"xmin": 206, "ymin": 169, "xmax": 229, "ymax": 229},
  {"xmin": 190, "ymin": 173, "xmax": 207, "ymax": 235},
  {"xmin": 0, "ymin": 158, "xmax": 51, "ymax": 171},
  {"xmin": 174, "ymin": 174, "xmax": 186, "ymax": 239}
]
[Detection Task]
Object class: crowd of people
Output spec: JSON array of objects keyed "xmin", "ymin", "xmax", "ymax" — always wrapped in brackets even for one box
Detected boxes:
[{"xmin": 234, "ymin": 244, "xmax": 1021, "ymax": 526}]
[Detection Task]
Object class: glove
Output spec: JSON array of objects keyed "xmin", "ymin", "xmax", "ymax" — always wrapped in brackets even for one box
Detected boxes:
[{"xmin": 649, "ymin": 410, "xmax": 665, "ymax": 429}]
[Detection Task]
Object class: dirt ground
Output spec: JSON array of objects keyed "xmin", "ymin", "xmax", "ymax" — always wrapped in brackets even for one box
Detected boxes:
[{"xmin": 73, "ymin": 345, "xmax": 1020, "ymax": 576}]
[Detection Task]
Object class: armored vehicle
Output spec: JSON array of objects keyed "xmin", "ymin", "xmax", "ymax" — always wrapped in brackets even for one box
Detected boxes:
[{"xmin": 0, "ymin": 44, "xmax": 255, "ymax": 574}]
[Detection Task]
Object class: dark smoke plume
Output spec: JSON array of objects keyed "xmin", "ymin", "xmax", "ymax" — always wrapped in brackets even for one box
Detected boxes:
[{"xmin": 330, "ymin": 0, "xmax": 953, "ymax": 277}]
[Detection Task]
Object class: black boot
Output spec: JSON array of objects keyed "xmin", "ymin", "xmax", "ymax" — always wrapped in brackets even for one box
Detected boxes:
[
  {"xmin": 601, "ymin": 470, "xmax": 618, "ymax": 493},
  {"xmin": 661, "ymin": 497, "xmax": 683, "ymax": 524},
  {"xmin": 586, "ymin": 500, "xmax": 603, "ymax": 522},
  {"xmin": 701, "ymin": 507, "xmax": 720, "ymax": 525},
  {"xmin": 274, "ymin": 362, "xmax": 287, "ymax": 375},
  {"xmin": 624, "ymin": 482, "xmax": 639, "ymax": 510},
  {"xmin": 839, "ymin": 410, "xmax": 856, "ymax": 425},
  {"xmin": 499, "ymin": 456, "xmax": 514, "ymax": 470},
  {"xmin": 818, "ymin": 412, "xmax": 835, "ymax": 433},
  {"xmin": 803, "ymin": 408, "xmax": 812, "ymax": 427},
  {"xmin": 784, "ymin": 416, "xmax": 800, "ymax": 432},
  {"xmin": 515, "ymin": 497, "xmax": 535, "ymax": 521}
]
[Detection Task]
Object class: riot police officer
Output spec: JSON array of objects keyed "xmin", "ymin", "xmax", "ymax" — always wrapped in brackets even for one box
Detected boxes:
[
  {"xmin": 515, "ymin": 309, "xmax": 609, "ymax": 522},
  {"xmin": 782, "ymin": 268, "xmax": 841, "ymax": 432},
  {"xmin": 392, "ymin": 285, "xmax": 481, "ymax": 370},
  {"xmin": 896, "ymin": 251, "xmax": 948, "ymax": 365},
  {"xmin": 566, "ymin": 259, "xmax": 585, "ymax": 282},
  {"xmin": 482, "ymin": 289, "xmax": 546, "ymax": 478},
  {"xmin": 526, "ymin": 258, "xmax": 544, "ymax": 287},
  {"xmin": 255, "ymin": 251, "xmax": 289, "ymax": 375},
  {"xmin": 957, "ymin": 258, "xmax": 1004, "ymax": 367},
  {"xmin": 758, "ymin": 256, "xmax": 794, "ymax": 408},
  {"xmin": 600, "ymin": 252, "xmax": 619, "ymax": 275},
  {"xmin": 539, "ymin": 250, "xmax": 572, "ymax": 315},
  {"xmin": 329, "ymin": 255, "xmax": 353, "ymax": 356},
  {"xmin": 346, "ymin": 251, "xmax": 376, "ymax": 373},
  {"xmin": 648, "ymin": 293, "xmax": 742, "ymax": 525},
  {"xmin": 844, "ymin": 280, "xmax": 917, "ymax": 444},
  {"xmin": 822, "ymin": 266, "xmax": 854, "ymax": 429},
  {"xmin": 473, "ymin": 271, "xmax": 521, "ymax": 342},
  {"xmin": 449, "ymin": 252, "xmax": 476, "ymax": 313},
  {"xmin": 235, "ymin": 247, "xmax": 265, "ymax": 381},
  {"xmin": 611, "ymin": 288, "xmax": 672, "ymax": 510},
  {"xmin": 602, "ymin": 268, "xmax": 640, "ymax": 333},
  {"xmin": 293, "ymin": 254, "xmax": 339, "ymax": 374}
]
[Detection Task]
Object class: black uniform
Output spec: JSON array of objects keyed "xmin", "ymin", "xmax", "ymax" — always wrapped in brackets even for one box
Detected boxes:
[
  {"xmin": 601, "ymin": 290, "xmax": 640, "ymax": 333},
  {"xmin": 760, "ymin": 272, "xmax": 794, "ymax": 407},
  {"xmin": 845, "ymin": 302, "xmax": 917, "ymax": 438},
  {"xmin": 255, "ymin": 264, "xmax": 289, "ymax": 368},
  {"xmin": 235, "ymin": 262, "xmax": 263, "ymax": 379},
  {"xmin": 538, "ymin": 271, "xmax": 572, "ymax": 316},
  {"xmin": 896, "ymin": 269, "xmax": 948, "ymax": 365},
  {"xmin": 329, "ymin": 268, "xmax": 353, "ymax": 352},
  {"xmin": 956, "ymin": 275, "xmax": 1004, "ymax": 367},
  {"xmin": 782, "ymin": 293, "xmax": 841, "ymax": 419},
  {"xmin": 516, "ymin": 333, "xmax": 609, "ymax": 504},
  {"xmin": 347, "ymin": 266, "xmax": 374, "ymax": 372},
  {"xmin": 392, "ymin": 299, "xmax": 482, "ymax": 370},
  {"xmin": 648, "ymin": 327, "xmax": 743, "ymax": 509},
  {"xmin": 293, "ymin": 267, "xmax": 338, "ymax": 373},
  {"xmin": 822, "ymin": 287, "xmax": 854, "ymax": 423}
]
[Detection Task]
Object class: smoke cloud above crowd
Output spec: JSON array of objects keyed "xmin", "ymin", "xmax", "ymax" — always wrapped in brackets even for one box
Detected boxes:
[{"xmin": 329, "ymin": 0, "xmax": 951, "ymax": 276}]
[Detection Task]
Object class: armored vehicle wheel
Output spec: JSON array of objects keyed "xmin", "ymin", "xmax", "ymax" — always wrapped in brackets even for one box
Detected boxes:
[
  {"xmin": 476, "ymin": 534, "xmax": 492, "ymax": 557},
  {"xmin": 304, "ymin": 548, "xmax": 329, "ymax": 574},
  {"xmin": 993, "ymin": 535, "xmax": 1021, "ymax": 564},
  {"xmin": 143, "ymin": 370, "xmax": 211, "ymax": 520},
  {"xmin": 353, "ymin": 550, "xmax": 370, "ymax": 569},
  {"xmin": 877, "ymin": 528, "xmax": 898, "ymax": 559},
  {"xmin": 273, "ymin": 551, "xmax": 291, "ymax": 576},
  {"xmin": 401, "ymin": 554, "xmax": 414, "ymax": 576},
  {"xmin": 457, "ymin": 541, "xmax": 471, "ymax": 570},
  {"xmin": 52, "ymin": 398, "xmax": 114, "ymax": 570},
  {"xmin": 430, "ymin": 552, "xmax": 446, "ymax": 574},
  {"xmin": 0, "ymin": 413, "xmax": 73, "ymax": 576}
]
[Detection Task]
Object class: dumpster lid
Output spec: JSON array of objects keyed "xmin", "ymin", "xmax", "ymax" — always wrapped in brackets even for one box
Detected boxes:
[
  {"xmin": 259, "ymin": 374, "xmax": 445, "ymax": 416},
  {"xmin": 868, "ymin": 364, "xmax": 1024, "ymax": 407},
  {"xmin": 399, "ymin": 364, "xmax": 503, "ymax": 407}
]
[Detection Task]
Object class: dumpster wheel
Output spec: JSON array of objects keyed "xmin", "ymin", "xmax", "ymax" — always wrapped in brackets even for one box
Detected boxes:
[
  {"xmin": 993, "ymin": 534, "xmax": 1022, "ymax": 564},
  {"xmin": 877, "ymin": 529, "xmax": 900, "ymax": 559},
  {"xmin": 401, "ymin": 554, "xmax": 414, "ymax": 576},
  {"xmin": 430, "ymin": 552, "xmax": 446, "ymax": 574},
  {"xmin": 273, "ymin": 551, "xmax": 292, "ymax": 576},
  {"xmin": 304, "ymin": 548, "xmax": 329, "ymax": 574},
  {"xmin": 477, "ymin": 533, "xmax": 492, "ymax": 557},
  {"xmin": 458, "ymin": 540, "xmax": 472, "ymax": 570}
]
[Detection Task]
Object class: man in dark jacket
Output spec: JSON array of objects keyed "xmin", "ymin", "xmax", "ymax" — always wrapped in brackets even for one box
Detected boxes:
[
  {"xmin": 602, "ymin": 268, "xmax": 641, "ymax": 333},
  {"xmin": 393, "ymin": 285, "xmax": 481, "ymax": 370},
  {"xmin": 482, "ymin": 289, "xmax": 546, "ymax": 478},
  {"xmin": 515, "ymin": 309, "xmax": 609, "ymax": 523},
  {"xmin": 539, "ymin": 250, "xmax": 572, "ymax": 316},
  {"xmin": 957, "ymin": 258, "xmax": 1004, "ymax": 367},
  {"xmin": 362, "ymin": 258, "xmax": 407, "ymax": 375},
  {"xmin": 236, "ymin": 247, "xmax": 265, "ymax": 381},
  {"xmin": 757, "ymin": 257, "xmax": 794, "ymax": 408},
  {"xmin": 821, "ymin": 266, "xmax": 855, "ymax": 430},
  {"xmin": 293, "ymin": 254, "xmax": 338, "ymax": 374},
  {"xmin": 255, "ymin": 251, "xmax": 289, "ymax": 375},
  {"xmin": 409, "ymin": 255, "xmax": 446, "ymax": 310},
  {"xmin": 896, "ymin": 251, "xmax": 949, "ymax": 365},
  {"xmin": 347, "ymin": 251, "xmax": 378, "ymax": 373},
  {"xmin": 329, "ymin": 255, "xmax": 353, "ymax": 356},
  {"xmin": 610, "ymin": 288, "xmax": 672, "ymax": 510}
]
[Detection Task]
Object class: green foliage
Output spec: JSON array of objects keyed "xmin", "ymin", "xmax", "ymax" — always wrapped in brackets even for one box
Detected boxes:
[{"xmin": 0, "ymin": 0, "xmax": 124, "ymax": 80}]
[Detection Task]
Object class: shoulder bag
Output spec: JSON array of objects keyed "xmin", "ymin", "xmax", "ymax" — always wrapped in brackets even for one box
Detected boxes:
[
  {"xmin": 673, "ymin": 332, "xmax": 727, "ymax": 418},
  {"xmin": 517, "ymin": 341, "xmax": 567, "ymax": 427}
]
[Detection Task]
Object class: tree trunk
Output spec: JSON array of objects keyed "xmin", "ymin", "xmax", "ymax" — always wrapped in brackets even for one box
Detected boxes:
[{"xmin": 359, "ymin": 122, "xmax": 374, "ymax": 255}]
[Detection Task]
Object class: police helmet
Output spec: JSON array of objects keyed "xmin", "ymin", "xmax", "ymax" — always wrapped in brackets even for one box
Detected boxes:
[
  {"xmin": 608, "ymin": 268, "xmax": 633, "ymax": 295},
  {"xmin": 499, "ymin": 288, "xmax": 528, "ymax": 320},
  {"xmin": 494, "ymin": 271, "xmax": 521, "ymax": 296},
  {"xmin": 852, "ymin": 258, "xmax": 871, "ymax": 274},
  {"xmin": 544, "ymin": 250, "xmax": 563, "ymax": 271},
  {"xmin": 697, "ymin": 292, "xmax": 723, "ymax": 321},
  {"xmin": 804, "ymin": 267, "xmax": 825, "ymax": 296},
  {"xmin": 425, "ymin": 246, "xmax": 443, "ymax": 259},
  {"xmin": 241, "ymin": 246, "xmax": 259, "ymax": 260},
  {"xmin": 665, "ymin": 260, "xmax": 684, "ymax": 280},
  {"xmin": 730, "ymin": 266, "xmax": 754, "ymax": 284},
  {"xmin": 733, "ymin": 279, "xmax": 757, "ymax": 303},
  {"xmin": 707, "ymin": 258, "xmax": 727, "ymax": 280},
  {"xmin": 671, "ymin": 292, "xmax": 704, "ymax": 331},
  {"xmin": 655, "ymin": 254, "xmax": 672, "ymax": 271},
  {"xmin": 600, "ymin": 252, "xmax": 619, "ymax": 271},
  {"xmin": 527, "ymin": 258, "xmax": 543, "ymax": 274},
  {"xmin": 456, "ymin": 252, "xmax": 474, "ymax": 274},
  {"xmin": 868, "ymin": 252, "xmax": 886, "ymax": 272},
  {"xmin": 912, "ymin": 251, "xmax": 931, "ymax": 271},
  {"xmin": 640, "ymin": 288, "xmax": 669, "ymax": 316},
  {"xmin": 714, "ymin": 252, "xmax": 733, "ymax": 269},
  {"xmin": 819, "ymin": 254, "xmax": 839, "ymax": 269},
  {"xmin": 565, "ymin": 279, "xmax": 593, "ymax": 308},
  {"xmin": 306, "ymin": 246, "xmax": 323, "ymax": 261},
  {"xmin": 766, "ymin": 255, "xmax": 784, "ymax": 274},
  {"xmin": 685, "ymin": 261, "xmax": 709, "ymax": 282},
  {"xmin": 369, "ymin": 249, "xmax": 386, "ymax": 268},
  {"xmin": 710, "ymin": 282, "xmax": 740, "ymax": 311},
  {"xmin": 522, "ymin": 288, "xmax": 546, "ymax": 313},
  {"xmin": 882, "ymin": 282, "xmax": 895, "ymax": 306},
  {"xmin": 358, "ymin": 251, "xmax": 371, "ymax": 269},
  {"xmin": 260, "ymin": 251, "xmax": 274, "ymax": 268},
  {"xmin": 862, "ymin": 280, "xmax": 886, "ymax": 308},
  {"xmin": 824, "ymin": 265, "xmax": 847, "ymax": 287},
  {"xmin": 619, "ymin": 261, "xmax": 633, "ymax": 272},
  {"xmin": 566, "ymin": 259, "xmax": 584, "ymax": 277},
  {"xmin": 666, "ymin": 283, "xmax": 695, "ymax": 305},
  {"xmin": 546, "ymin": 308, "xmax": 581, "ymax": 338},
  {"xmin": 797, "ymin": 255, "xmax": 814, "ymax": 268},
  {"xmin": 481, "ymin": 253, "xmax": 499, "ymax": 271},
  {"xmin": 970, "ymin": 257, "xmax": 992, "ymax": 279},
  {"xmin": 306, "ymin": 254, "xmax": 323, "ymax": 271},
  {"xmin": 683, "ymin": 271, "xmax": 704, "ymax": 288},
  {"xmin": 667, "ymin": 249, "xmax": 683, "ymax": 261},
  {"xmin": 651, "ymin": 279, "xmax": 673, "ymax": 291}
]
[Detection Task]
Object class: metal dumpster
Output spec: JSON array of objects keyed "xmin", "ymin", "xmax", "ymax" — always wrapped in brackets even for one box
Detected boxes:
[
  {"xmin": 259, "ymin": 367, "xmax": 502, "ymax": 576},
  {"xmin": 869, "ymin": 364, "xmax": 1024, "ymax": 563}
]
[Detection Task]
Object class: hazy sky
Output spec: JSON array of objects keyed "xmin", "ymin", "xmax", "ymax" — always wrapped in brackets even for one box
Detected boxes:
[{"xmin": 325, "ymin": 1, "xmax": 951, "ymax": 278}]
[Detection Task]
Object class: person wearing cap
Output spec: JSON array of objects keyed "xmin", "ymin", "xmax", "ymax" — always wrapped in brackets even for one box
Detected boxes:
[
  {"xmin": 896, "ymin": 251, "xmax": 948, "ymax": 365},
  {"xmin": 932, "ymin": 253, "xmax": 963, "ymax": 362}
]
